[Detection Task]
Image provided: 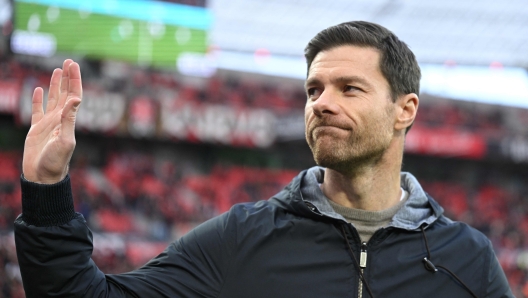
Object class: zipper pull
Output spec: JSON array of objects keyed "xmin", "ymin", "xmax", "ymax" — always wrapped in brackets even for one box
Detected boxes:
[{"xmin": 360, "ymin": 242, "xmax": 367, "ymax": 268}]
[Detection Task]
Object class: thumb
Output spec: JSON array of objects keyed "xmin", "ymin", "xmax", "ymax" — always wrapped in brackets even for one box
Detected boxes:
[{"xmin": 60, "ymin": 97, "xmax": 82, "ymax": 142}]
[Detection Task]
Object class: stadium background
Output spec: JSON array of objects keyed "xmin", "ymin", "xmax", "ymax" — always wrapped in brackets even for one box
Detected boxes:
[{"xmin": 1, "ymin": 0, "xmax": 528, "ymax": 296}]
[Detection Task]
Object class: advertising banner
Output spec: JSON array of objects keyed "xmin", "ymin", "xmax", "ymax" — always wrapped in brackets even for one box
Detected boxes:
[
  {"xmin": 128, "ymin": 95, "xmax": 158, "ymax": 138},
  {"xmin": 76, "ymin": 88, "xmax": 127, "ymax": 132},
  {"xmin": 160, "ymin": 95, "xmax": 276, "ymax": 148},
  {"xmin": 405, "ymin": 125, "xmax": 487, "ymax": 159},
  {"xmin": 500, "ymin": 136, "xmax": 528, "ymax": 164},
  {"xmin": 0, "ymin": 80, "xmax": 20, "ymax": 114}
]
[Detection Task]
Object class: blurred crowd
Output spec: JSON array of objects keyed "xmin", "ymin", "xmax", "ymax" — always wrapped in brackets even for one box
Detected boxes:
[
  {"xmin": 0, "ymin": 57, "xmax": 307, "ymax": 116},
  {"xmin": 0, "ymin": 148, "xmax": 298, "ymax": 297},
  {"xmin": 426, "ymin": 180, "xmax": 528, "ymax": 285},
  {"xmin": 71, "ymin": 151, "xmax": 297, "ymax": 240},
  {"xmin": 0, "ymin": 148, "xmax": 528, "ymax": 296},
  {"xmin": 2, "ymin": 56, "xmax": 528, "ymax": 296},
  {"xmin": 2, "ymin": 57, "xmax": 527, "ymax": 137}
]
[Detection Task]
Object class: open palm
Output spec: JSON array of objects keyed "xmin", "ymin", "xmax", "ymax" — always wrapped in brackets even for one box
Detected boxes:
[{"xmin": 22, "ymin": 60, "xmax": 82, "ymax": 184}]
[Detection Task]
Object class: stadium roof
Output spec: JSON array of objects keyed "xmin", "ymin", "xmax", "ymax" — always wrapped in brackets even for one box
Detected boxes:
[{"xmin": 209, "ymin": 0, "xmax": 528, "ymax": 68}]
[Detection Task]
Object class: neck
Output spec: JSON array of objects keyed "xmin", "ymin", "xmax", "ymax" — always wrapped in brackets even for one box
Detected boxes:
[{"xmin": 321, "ymin": 140, "xmax": 404, "ymax": 211}]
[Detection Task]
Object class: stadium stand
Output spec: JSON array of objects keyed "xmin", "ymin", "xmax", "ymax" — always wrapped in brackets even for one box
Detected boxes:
[{"xmin": 1, "ymin": 55, "xmax": 528, "ymax": 297}]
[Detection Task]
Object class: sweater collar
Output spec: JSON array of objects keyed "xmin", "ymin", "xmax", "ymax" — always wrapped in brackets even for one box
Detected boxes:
[{"xmin": 297, "ymin": 166, "xmax": 443, "ymax": 231}]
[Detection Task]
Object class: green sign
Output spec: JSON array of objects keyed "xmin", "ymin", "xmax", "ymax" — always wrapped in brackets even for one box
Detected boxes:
[{"xmin": 13, "ymin": 1, "xmax": 208, "ymax": 67}]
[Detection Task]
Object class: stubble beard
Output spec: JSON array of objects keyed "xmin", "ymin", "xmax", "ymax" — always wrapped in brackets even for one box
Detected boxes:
[{"xmin": 307, "ymin": 111, "xmax": 394, "ymax": 175}]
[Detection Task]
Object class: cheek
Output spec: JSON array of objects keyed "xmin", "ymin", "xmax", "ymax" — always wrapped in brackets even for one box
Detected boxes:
[
  {"xmin": 351, "ymin": 102, "xmax": 390, "ymax": 122},
  {"xmin": 304, "ymin": 106, "xmax": 312, "ymax": 124}
]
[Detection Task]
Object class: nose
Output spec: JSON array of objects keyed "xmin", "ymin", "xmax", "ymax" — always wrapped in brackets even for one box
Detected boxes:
[{"xmin": 311, "ymin": 90, "xmax": 339, "ymax": 117}]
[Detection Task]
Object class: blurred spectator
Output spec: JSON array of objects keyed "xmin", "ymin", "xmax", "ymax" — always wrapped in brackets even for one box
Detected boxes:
[
  {"xmin": 1, "ymin": 146, "xmax": 528, "ymax": 296},
  {"xmin": 2, "ymin": 55, "xmax": 528, "ymax": 296},
  {"xmin": 1, "ymin": 56, "xmax": 519, "ymax": 135}
]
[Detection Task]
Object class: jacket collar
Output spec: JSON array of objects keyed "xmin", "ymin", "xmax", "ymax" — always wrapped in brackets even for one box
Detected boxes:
[{"xmin": 274, "ymin": 166, "xmax": 443, "ymax": 231}]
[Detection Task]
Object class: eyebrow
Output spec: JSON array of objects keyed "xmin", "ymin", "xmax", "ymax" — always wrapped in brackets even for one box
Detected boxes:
[{"xmin": 305, "ymin": 75, "xmax": 373, "ymax": 90}]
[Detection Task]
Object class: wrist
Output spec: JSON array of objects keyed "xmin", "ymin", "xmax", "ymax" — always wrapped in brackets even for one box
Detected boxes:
[
  {"xmin": 20, "ymin": 174, "xmax": 76, "ymax": 226},
  {"xmin": 22, "ymin": 173, "xmax": 67, "ymax": 185},
  {"xmin": 23, "ymin": 165, "xmax": 69, "ymax": 184}
]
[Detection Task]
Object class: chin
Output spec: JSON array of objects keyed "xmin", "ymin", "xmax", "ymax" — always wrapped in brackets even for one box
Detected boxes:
[
  {"xmin": 312, "ymin": 150, "xmax": 346, "ymax": 168},
  {"xmin": 313, "ymin": 145, "xmax": 387, "ymax": 174}
]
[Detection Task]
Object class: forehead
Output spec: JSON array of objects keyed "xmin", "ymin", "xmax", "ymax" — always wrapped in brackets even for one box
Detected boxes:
[{"xmin": 307, "ymin": 45, "xmax": 386, "ymax": 86}]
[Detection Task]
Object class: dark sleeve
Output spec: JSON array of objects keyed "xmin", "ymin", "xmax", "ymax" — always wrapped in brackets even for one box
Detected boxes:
[
  {"xmin": 14, "ymin": 175, "xmax": 235, "ymax": 298},
  {"xmin": 485, "ymin": 242, "xmax": 514, "ymax": 298}
]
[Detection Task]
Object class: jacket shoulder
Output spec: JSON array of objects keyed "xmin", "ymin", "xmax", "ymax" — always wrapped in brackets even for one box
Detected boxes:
[
  {"xmin": 430, "ymin": 216, "xmax": 512, "ymax": 296},
  {"xmin": 431, "ymin": 215, "xmax": 493, "ymax": 250},
  {"xmin": 227, "ymin": 199, "xmax": 299, "ymax": 226}
]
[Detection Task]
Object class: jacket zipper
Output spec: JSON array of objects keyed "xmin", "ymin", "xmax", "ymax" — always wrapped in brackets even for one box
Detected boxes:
[
  {"xmin": 304, "ymin": 204, "xmax": 374, "ymax": 298},
  {"xmin": 358, "ymin": 242, "xmax": 367, "ymax": 298}
]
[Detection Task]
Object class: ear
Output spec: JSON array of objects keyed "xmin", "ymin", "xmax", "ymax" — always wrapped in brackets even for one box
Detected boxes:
[{"xmin": 394, "ymin": 93, "xmax": 419, "ymax": 132}]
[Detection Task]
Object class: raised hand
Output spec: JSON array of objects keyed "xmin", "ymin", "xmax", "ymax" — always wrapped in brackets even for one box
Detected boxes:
[{"xmin": 22, "ymin": 59, "xmax": 82, "ymax": 184}]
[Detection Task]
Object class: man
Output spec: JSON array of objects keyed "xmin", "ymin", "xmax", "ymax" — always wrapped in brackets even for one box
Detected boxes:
[{"xmin": 15, "ymin": 21, "xmax": 512, "ymax": 297}]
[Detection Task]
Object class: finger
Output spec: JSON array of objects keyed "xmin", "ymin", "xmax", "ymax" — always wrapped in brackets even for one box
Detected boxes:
[
  {"xmin": 60, "ymin": 97, "xmax": 82, "ymax": 145},
  {"xmin": 58, "ymin": 59, "xmax": 73, "ymax": 108},
  {"xmin": 31, "ymin": 87, "xmax": 44, "ymax": 125},
  {"xmin": 46, "ymin": 68, "xmax": 63, "ymax": 113},
  {"xmin": 67, "ymin": 62, "xmax": 82, "ymax": 100}
]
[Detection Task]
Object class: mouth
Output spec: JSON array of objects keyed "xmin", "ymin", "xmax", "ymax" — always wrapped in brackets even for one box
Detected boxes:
[
  {"xmin": 315, "ymin": 125, "xmax": 348, "ymax": 129},
  {"xmin": 313, "ymin": 125, "xmax": 350, "ymax": 132},
  {"xmin": 311, "ymin": 125, "xmax": 350, "ymax": 139}
]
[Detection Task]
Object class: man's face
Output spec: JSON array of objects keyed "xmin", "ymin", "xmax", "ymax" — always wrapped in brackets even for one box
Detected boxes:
[{"xmin": 304, "ymin": 45, "xmax": 396, "ymax": 173}]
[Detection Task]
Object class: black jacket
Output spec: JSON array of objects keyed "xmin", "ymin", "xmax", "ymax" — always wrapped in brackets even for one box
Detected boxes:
[{"xmin": 15, "ymin": 168, "xmax": 513, "ymax": 297}]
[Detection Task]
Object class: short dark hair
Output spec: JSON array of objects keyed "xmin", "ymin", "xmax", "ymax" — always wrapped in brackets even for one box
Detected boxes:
[{"xmin": 304, "ymin": 21, "xmax": 421, "ymax": 101}]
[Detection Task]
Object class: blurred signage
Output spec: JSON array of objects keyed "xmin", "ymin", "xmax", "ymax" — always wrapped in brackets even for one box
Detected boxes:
[
  {"xmin": 14, "ymin": 76, "xmax": 527, "ymax": 154},
  {"xmin": 16, "ymin": 0, "xmax": 212, "ymax": 29},
  {"xmin": 0, "ymin": 0, "xmax": 12, "ymax": 26},
  {"xmin": 18, "ymin": 77, "xmax": 42, "ymax": 124},
  {"xmin": 501, "ymin": 136, "xmax": 528, "ymax": 163},
  {"xmin": 11, "ymin": 30, "xmax": 56, "ymax": 57},
  {"xmin": 274, "ymin": 112, "xmax": 305, "ymax": 141},
  {"xmin": 15, "ymin": 79, "xmax": 277, "ymax": 147},
  {"xmin": 177, "ymin": 52, "xmax": 217, "ymax": 78},
  {"xmin": 405, "ymin": 125, "xmax": 487, "ymax": 159},
  {"xmin": 76, "ymin": 89, "xmax": 127, "ymax": 132},
  {"xmin": 13, "ymin": 0, "xmax": 210, "ymax": 67},
  {"xmin": 0, "ymin": 80, "xmax": 20, "ymax": 114},
  {"xmin": 128, "ymin": 96, "xmax": 157, "ymax": 138},
  {"xmin": 160, "ymin": 97, "xmax": 277, "ymax": 148}
]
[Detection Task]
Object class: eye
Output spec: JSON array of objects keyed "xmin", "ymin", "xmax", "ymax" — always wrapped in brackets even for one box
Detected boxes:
[
  {"xmin": 344, "ymin": 85, "xmax": 360, "ymax": 92},
  {"xmin": 307, "ymin": 87, "xmax": 321, "ymax": 99}
]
